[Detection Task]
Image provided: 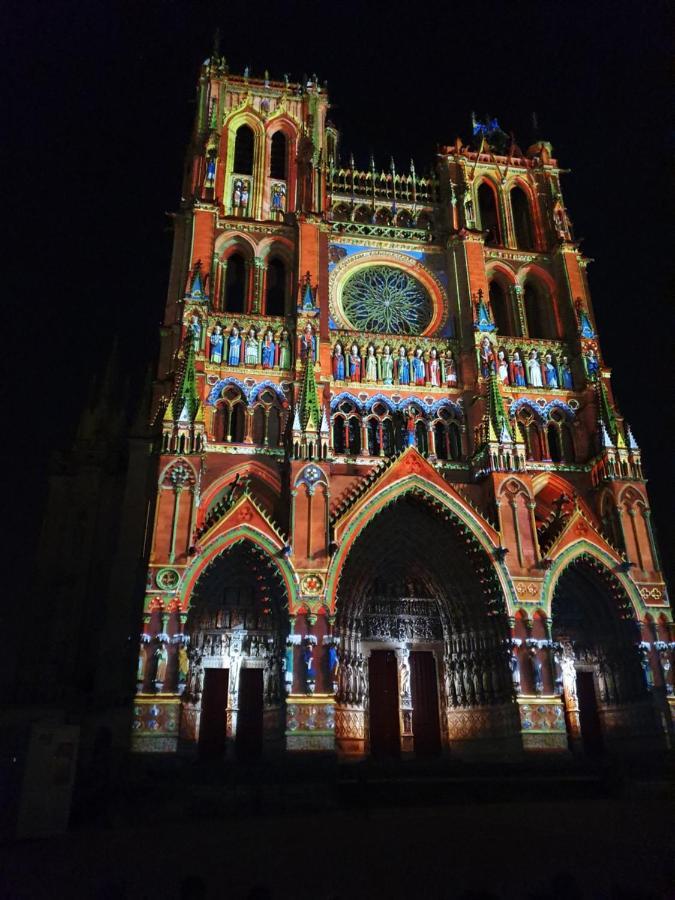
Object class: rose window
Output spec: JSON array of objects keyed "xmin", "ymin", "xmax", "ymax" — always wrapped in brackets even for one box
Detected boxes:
[{"xmin": 341, "ymin": 266, "xmax": 433, "ymax": 335}]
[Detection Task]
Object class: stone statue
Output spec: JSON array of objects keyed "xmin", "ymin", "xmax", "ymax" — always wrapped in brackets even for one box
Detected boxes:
[
  {"xmin": 190, "ymin": 315, "xmax": 201, "ymax": 352},
  {"xmin": 412, "ymin": 348, "xmax": 426, "ymax": 385},
  {"xmin": 244, "ymin": 326, "xmax": 260, "ymax": 366},
  {"xmin": 154, "ymin": 643, "xmax": 168, "ymax": 685},
  {"xmin": 479, "ymin": 337, "xmax": 496, "ymax": 378},
  {"xmin": 177, "ymin": 644, "xmax": 189, "ymax": 685},
  {"xmin": 348, "ymin": 343, "xmax": 361, "ymax": 381},
  {"xmin": 427, "ymin": 348, "xmax": 441, "ymax": 387},
  {"xmin": 364, "ymin": 344, "xmax": 378, "ymax": 382},
  {"xmin": 442, "ymin": 350, "xmax": 457, "ymax": 387},
  {"xmin": 332, "ymin": 342, "xmax": 345, "ymax": 380},
  {"xmin": 543, "ymin": 353, "xmax": 558, "ymax": 388},
  {"xmin": 497, "ymin": 349, "xmax": 509, "ymax": 385},
  {"xmin": 271, "ymin": 182, "xmax": 286, "ymax": 211},
  {"xmin": 509, "ymin": 351, "xmax": 526, "ymax": 386},
  {"xmin": 399, "ymin": 655, "xmax": 411, "ymax": 705},
  {"xmin": 559, "ymin": 355, "xmax": 574, "ymax": 389},
  {"xmin": 278, "ymin": 328, "xmax": 292, "ymax": 369},
  {"xmin": 380, "ymin": 344, "xmax": 394, "ymax": 385},
  {"xmin": 584, "ymin": 349, "xmax": 599, "ymax": 379},
  {"xmin": 137, "ymin": 643, "xmax": 147, "ymax": 684},
  {"xmin": 395, "ymin": 345, "xmax": 410, "ymax": 385},
  {"xmin": 227, "ymin": 325, "xmax": 242, "ymax": 366},
  {"xmin": 261, "ymin": 329, "xmax": 276, "ymax": 369},
  {"xmin": 300, "ymin": 324, "xmax": 317, "ymax": 362},
  {"xmin": 527, "ymin": 350, "xmax": 543, "ymax": 387},
  {"xmin": 210, "ymin": 324, "xmax": 224, "ymax": 363}
]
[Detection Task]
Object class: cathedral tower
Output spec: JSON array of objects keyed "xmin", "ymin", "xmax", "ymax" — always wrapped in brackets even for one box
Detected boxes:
[{"xmin": 132, "ymin": 54, "xmax": 673, "ymax": 759}]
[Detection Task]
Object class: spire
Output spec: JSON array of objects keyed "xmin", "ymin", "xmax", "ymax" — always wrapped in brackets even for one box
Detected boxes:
[
  {"xmin": 172, "ymin": 334, "xmax": 200, "ymax": 423},
  {"xmin": 188, "ymin": 261, "xmax": 205, "ymax": 301},
  {"xmin": 485, "ymin": 372, "xmax": 513, "ymax": 443},
  {"xmin": 599, "ymin": 420, "xmax": 614, "ymax": 449},
  {"xmin": 298, "ymin": 352, "xmax": 321, "ymax": 432},
  {"xmin": 626, "ymin": 423, "xmax": 639, "ymax": 451},
  {"xmin": 474, "ymin": 289, "xmax": 495, "ymax": 332},
  {"xmin": 598, "ymin": 378, "xmax": 618, "ymax": 442}
]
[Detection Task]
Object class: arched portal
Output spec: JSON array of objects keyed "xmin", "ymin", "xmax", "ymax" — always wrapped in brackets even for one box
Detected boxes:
[
  {"xmin": 551, "ymin": 555, "xmax": 657, "ymax": 754},
  {"xmin": 334, "ymin": 492, "xmax": 520, "ymax": 759},
  {"xmin": 180, "ymin": 541, "xmax": 288, "ymax": 760}
]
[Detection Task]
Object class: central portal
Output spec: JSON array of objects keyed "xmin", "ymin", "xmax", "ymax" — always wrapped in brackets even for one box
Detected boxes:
[{"xmin": 411, "ymin": 651, "xmax": 441, "ymax": 757}]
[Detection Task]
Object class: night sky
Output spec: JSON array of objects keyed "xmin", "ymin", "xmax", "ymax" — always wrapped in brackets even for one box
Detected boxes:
[{"xmin": 4, "ymin": 0, "xmax": 673, "ymax": 593}]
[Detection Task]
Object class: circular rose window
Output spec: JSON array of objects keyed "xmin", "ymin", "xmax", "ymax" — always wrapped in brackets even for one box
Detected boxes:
[{"xmin": 341, "ymin": 266, "xmax": 433, "ymax": 335}]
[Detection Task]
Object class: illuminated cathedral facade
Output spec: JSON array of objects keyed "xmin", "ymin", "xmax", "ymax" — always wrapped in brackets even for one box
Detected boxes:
[{"xmin": 132, "ymin": 53, "xmax": 673, "ymax": 760}]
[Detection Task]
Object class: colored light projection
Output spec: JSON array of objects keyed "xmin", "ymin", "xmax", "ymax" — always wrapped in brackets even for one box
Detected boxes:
[{"xmin": 341, "ymin": 265, "xmax": 432, "ymax": 335}]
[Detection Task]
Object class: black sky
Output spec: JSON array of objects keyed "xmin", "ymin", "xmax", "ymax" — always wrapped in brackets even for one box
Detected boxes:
[{"xmin": 3, "ymin": 0, "xmax": 673, "ymax": 591}]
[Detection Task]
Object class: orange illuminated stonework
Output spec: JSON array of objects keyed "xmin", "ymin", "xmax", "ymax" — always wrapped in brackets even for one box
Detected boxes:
[{"xmin": 132, "ymin": 55, "xmax": 673, "ymax": 759}]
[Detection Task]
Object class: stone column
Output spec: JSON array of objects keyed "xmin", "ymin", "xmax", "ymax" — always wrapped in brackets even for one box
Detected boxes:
[{"xmin": 396, "ymin": 647, "xmax": 414, "ymax": 754}]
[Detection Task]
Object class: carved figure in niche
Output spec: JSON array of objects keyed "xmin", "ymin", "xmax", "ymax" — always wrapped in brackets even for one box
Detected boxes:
[
  {"xmin": 399, "ymin": 656, "xmax": 412, "ymax": 705},
  {"xmin": 543, "ymin": 353, "xmax": 559, "ymax": 388},
  {"xmin": 300, "ymin": 324, "xmax": 317, "ymax": 362},
  {"xmin": 553, "ymin": 199, "xmax": 567, "ymax": 237},
  {"xmin": 278, "ymin": 328, "xmax": 292, "ymax": 369},
  {"xmin": 261, "ymin": 328, "xmax": 276, "ymax": 369},
  {"xmin": 442, "ymin": 350, "xmax": 457, "ymax": 387},
  {"xmin": 244, "ymin": 326, "xmax": 260, "ymax": 366},
  {"xmin": 303, "ymin": 641, "xmax": 315, "ymax": 692},
  {"xmin": 412, "ymin": 347, "xmax": 426, "ymax": 385},
  {"xmin": 463, "ymin": 186, "xmax": 474, "ymax": 227},
  {"xmin": 357, "ymin": 655, "xmax": 368, "ymax": 703},
  {"xmin": 479, "ymin": 336, "xmax": 496, "ymax": 378},
  {"xmin": 404, "ymin": 407, "xmax": 416, "ymax": 447},
  {"xmin": 395, "ymin": 346, "xmax": 410, "ymax": 385},
  {"xmin": 271, "ymin": 182, "xmax": 286, "ymax": 211},
  {"xmin": 232, "ymin": 179, "xmax": 243, "ymax": 208},
  {"xmin": 137, "ymin": 643, "xmax": 147, "ymax": 683},
  {"xmin": 228, "ymin": 325, "xmax": 242, "ymax": 365},
  {"xmin": 510, "ymin": 350, "xmax": 526, "ymax": 386},
  {"xmin": 205, "ymin": 155, "xmax": 216, "ymax": 188},
  {"xmin": 427, "ymin": 347, "xmax": 441, "ymax": 387},
  {"xmin": 210, "ymin": 324, "xmax": 224, "ymax": 363},
  {"xmin": 527, "ymin": 350, "xmax": 543, "ymax": 387},
  {"xmin": 327, "ymin": 643, "xmax": 339, "ymax": 690},
  {"xmin": 153, "ymin": 643, "xmax": 168, "ymax": 685},
  {"xmin": 348, "ymin": 343, "xmax": 361, "ymax": 381},
  {"xmin": 364, "ymin": 343, "xmax": 378, "ymax": 382},
  {"xmin": 332, "ymin": 342, "xmax": 345, "ymax": 380},
  {"xmin": 497, "ymin": 349, "xmax": 510, "ymax": 385},
  {"xmin": 584, "ymin": 349, "xmax": 599, "ymax": 379},
  {"xmin": 177, "ymin": 644, "xmax": 189, "ymax": 685},
  {"xmin": 190, "ymin": 315, "xmax": 202, "ymax": 352},
  {"xmin": 381, "ymin": 344, "xmax": 394, "ymax": 385},
  {"xmin": 240, "ymin": 181, "xmax": 250, "ymax": 211},
  {"xmin": 559, "ymin": 355, "xmax": 574, "ymax": 390},
  {"xmin": 576, "ymin": 301, "xmax": 595, "ymax": 339}
]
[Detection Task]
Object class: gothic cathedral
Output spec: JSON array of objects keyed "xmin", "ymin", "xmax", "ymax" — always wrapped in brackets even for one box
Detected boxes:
[{"xmin": 133, "ymin": 54, "xmax": 673, "ymax": 760}]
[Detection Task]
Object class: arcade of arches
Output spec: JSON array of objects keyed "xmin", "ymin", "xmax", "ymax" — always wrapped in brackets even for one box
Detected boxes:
[{"xmin": 166, "ymin": 526, "xmax": 670, "ymax": 760}]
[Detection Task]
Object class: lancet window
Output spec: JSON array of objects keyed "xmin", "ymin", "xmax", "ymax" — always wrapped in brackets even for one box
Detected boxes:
[
  {"xmin": 269, "ymin": 132, "xmax": 287, "ymax": 180},
  {"xmin": 524, "ymin": 279, "xmax": 559, "ymax": 340},
  {"xmin": 213, "ymin": 386, "xmax": 247, "ymax": 443},
  {"xmin": 546, "ymin": 409, "xmax": 575, "ymax": 463},
  {"xmin": 515, "ymin": 406, "xmax": 544, "ymax": 461},
  {"xmin": 510, "ymin": 185, "xmax": 534, "ymax": 250},
  {"xmin": 477, "ymin": 181, "xmax": 501, "ymax": 246},
  {"xmin": 489, "ymin": 279, "xmax": 517, "ymax": 336},
  {"xmin": 224, "ymin": 252, "xmax": 247, "ymax": 313},
  {"xmin": 265, "ymin": 257, "xmax": 287, "ymax": 316},
  {"xmin": 233, "ymin": 124, "xmax": 255, "ymax": 175},
  {"xmin": 251, "ymin": 389, "xmax": 284, "ymax": 448}
]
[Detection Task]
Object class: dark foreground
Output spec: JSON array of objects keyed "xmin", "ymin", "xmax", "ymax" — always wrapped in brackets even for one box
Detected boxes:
[{"xmin": 1, "ymin": 756, "xmax": 673, "ymax": 900}]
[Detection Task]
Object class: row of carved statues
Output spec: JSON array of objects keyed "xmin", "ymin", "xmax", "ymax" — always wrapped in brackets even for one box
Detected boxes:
[
  {"xmin": 478, "ymin": 337, "xmax": 600, "ymax": 388},
  {"xmin": 332, "ymin": 342, "xmax": 457, "ymax": 386}
]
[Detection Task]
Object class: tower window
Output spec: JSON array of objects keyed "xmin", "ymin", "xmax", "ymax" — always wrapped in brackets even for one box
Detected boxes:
[
  {"xmin": 489, "ymin": 280, "xmax": 514, "ymax": 335},
  {"xmin": 269, "ymin": 132, "xmax": 287, "ymax": 180},
  {"xmin": 265, "ymin": 258, "xmax": 286, "ymax": 316},
  {"xmin": 511, "ymin": 186, "xmax": 534, "ymax": 250},
  {"xmin": 478, "ymin": 182, "xmax": 501, "ymax": 246},
  {"xmin": 233, "ymin": 125, "xmax": 254, "ymax": 175},
  {"xmin": 524, "ymin": 281, "xmax": 558, "ymax": 340},
  {"xmin": 224, "ymin": 253, "xmax": 246, "ymax": 313}
]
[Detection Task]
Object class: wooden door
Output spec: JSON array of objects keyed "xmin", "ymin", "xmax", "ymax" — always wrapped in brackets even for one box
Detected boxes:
[
  {"xmin": 577, "ymin": 671, "xmax": 604, "ymax": 756},
  {"xmin": 368, "ymin": 650, "xmax": 400, "ymax": 758},
  {"xmin": 198, "ymin": 669, "xmax": 228, "ymax": 757},
  {"xmin": 235, "ymin": 668, "xmax": 264, "ymax": 760},
  {"xmin": 410, "ymin": 651, "xmax": 442, "ymax": 757}
]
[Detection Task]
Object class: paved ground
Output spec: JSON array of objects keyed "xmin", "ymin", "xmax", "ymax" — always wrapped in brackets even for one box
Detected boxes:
[{"xmin": 1, "ymin": 763, "xmax": 673, "ymax": 899}]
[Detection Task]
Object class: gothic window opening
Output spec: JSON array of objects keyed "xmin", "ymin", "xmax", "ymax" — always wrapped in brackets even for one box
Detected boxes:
[
  {"xmin": 477, "ymin": 182, "xmax": 501, "ymax": 246},
  {"xmin": 415, "ymin": 421, "xmax": 428, "ymax": 455},
  {"xmin": 251, "ymin": 389, "xmax": 283, "ymax": 448},
  {"xmin": 489, "ymin": 279, "xmax": 515, "ymax": 335},
  {"xmin": 524, "ymin": 280, "xmax": 558, "ymax": 340},
  {"xmin": 269, "ymin": 131, "xmax": 287, "ymax": 180},
  {"xmin": 214, "ymin": 386, "xmax": 246, "ymax": 443},
  {"xmin": 516, "ymin": 408, "xmax": 543, "ymax": 461},
  {"xmin": 233, "ymin": 124, "xmax": 255, "ymax": 175},
  {"xmin": 224, "ymin": 253, "xmax": 247, "ymax": 313},
  {"xmin": 265, "ymin": 257, "xmax": 286, "ymax": 316},
  {"xmin": 510, "ymin": 185, "xmax": 534, "ymax": 250}
]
